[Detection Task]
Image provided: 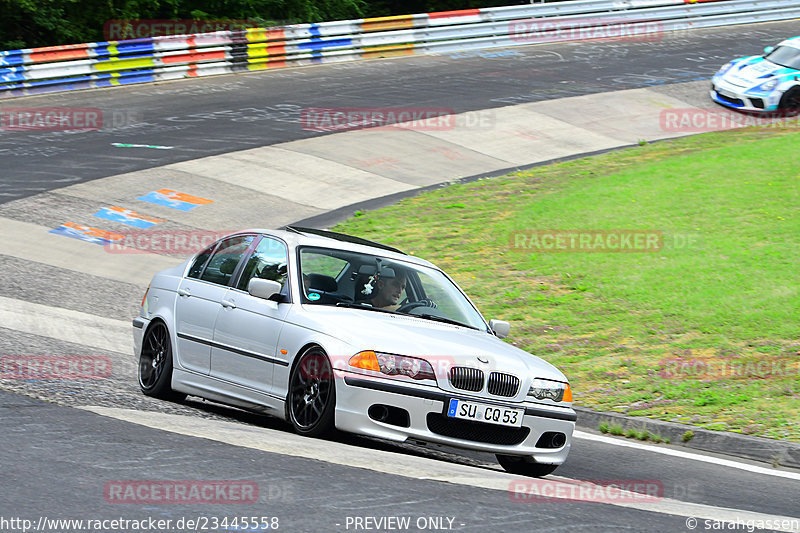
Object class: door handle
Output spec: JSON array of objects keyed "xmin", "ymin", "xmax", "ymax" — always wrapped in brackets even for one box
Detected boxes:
[
  {"xmin": 221, "ymin": 299, "xmax": 237, "ymax": 309},
  {"xmin": 177, "ymin": 288, "xmax": 191, "ymax": 297}
]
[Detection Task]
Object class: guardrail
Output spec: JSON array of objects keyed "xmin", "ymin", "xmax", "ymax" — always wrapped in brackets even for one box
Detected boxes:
[{"xmin": 1, "ymin": 0, "xmax": 799, "ymax": 98}]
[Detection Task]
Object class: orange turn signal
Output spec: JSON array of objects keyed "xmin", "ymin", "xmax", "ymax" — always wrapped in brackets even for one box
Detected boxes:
[
  {"xmin": 349, "ymin": 351, "xmax": 380, "ymax": 372},
  {"xmin": 563, "ymin": 383, "xmax": 573, "ymax": 403}
]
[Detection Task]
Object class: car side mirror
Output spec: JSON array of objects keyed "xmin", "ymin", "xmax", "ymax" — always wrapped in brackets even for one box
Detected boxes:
[
  {"xmin": 489, "ymin": 319, "xmax": 510, "ymax": 339},
  {"xmin": 764, "ymin": 46, "xmax": 774, "ymax": 56},
  {"xmin": 248, "ymin": 278, "xmax": 282, "ymax": 300}
]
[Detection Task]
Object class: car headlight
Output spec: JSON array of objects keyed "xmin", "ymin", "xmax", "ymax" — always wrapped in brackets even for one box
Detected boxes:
[
  {"xmin": 528, "ymin": 378, "xmax": 572, "ymax": 402},
  {"xmin": 751, "ymin": 78, "xmax": 779, "ymax": 92},
  {"xmin": 716, "ymin": 61, "xmax": 734, "ymax": 76},
  {"xmin": 349, "ymin": 351, "xmax": 436, "ymax": 381}
]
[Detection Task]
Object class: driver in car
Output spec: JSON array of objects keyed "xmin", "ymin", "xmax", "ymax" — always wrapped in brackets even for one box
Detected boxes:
[
  {"xmin": 364, "ymin": 268, "xmax": 438, "ymax": 312},
  {"xmin": 369, "ymin": 270, "xmax": 407, "ymax": 310}
]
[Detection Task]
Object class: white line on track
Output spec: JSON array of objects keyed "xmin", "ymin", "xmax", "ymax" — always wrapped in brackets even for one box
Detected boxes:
[
  {"xmin": 573, "ymin": 431, "xmax": 800, "ymax": 481},
  {"xmin": 81, "ymin": 407, "xmax": 800, "ymax": 532}
]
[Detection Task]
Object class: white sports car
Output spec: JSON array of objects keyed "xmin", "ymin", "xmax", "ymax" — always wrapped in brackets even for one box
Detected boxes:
[
  {"xmin": 711, "ymin": 36, "xmax": 800, "ymax": 112},
  {"xmin": 133, "ymin": 227, "xmax": 575, "ymax": 476}
]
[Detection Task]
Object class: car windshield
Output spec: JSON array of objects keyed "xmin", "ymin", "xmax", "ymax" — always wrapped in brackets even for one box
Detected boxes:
[
  {"xmin": 298, "ymin": 246, "xmax": 488, "ymax": 331},
  {"xmin": 765, "ymin": 45, "xmax": 800, "ymax": 70}
]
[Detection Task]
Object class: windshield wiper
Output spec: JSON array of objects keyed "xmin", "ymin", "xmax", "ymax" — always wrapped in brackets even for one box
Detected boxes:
[{"xmin": 416, "ymin": 313, "xmax": 478, "ymax": 330}]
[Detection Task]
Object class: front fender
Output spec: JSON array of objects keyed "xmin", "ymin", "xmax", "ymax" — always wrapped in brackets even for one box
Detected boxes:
[{"xmin": 272, "ymin": 320, "xmax": 355, "ymax": 401}]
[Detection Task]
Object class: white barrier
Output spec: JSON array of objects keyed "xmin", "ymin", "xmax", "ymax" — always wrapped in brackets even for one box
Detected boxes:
[{"xmin": 1, "ymin": 0, "xmax": 798, "ymax": 98}]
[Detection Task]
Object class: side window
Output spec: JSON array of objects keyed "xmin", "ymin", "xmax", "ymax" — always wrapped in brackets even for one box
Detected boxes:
[
  {"xmin": 237, "ymin": 237, "xmax": 288, "ymax": 291},
  {"xmin": 199, "ymin": 235, "xmax": 255, "ymax": 286},
  {"xmin": 187, "ymin": 245, "xmax": 215, "ymax": 279}
]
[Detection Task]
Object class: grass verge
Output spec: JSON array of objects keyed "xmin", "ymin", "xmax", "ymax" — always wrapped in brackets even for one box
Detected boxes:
[{"xmin": 334, "ymin": 125, "xmax": 800, "ymax": 441}]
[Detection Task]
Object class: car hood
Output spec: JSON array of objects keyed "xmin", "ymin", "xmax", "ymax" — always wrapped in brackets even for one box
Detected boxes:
[
  {"xmin": 292, "ymin": 305, "xmax": 568, "ymax": 382},
  {"xmin": 722, "ymin": 56, "xmax": 797, "ymax": 88}
]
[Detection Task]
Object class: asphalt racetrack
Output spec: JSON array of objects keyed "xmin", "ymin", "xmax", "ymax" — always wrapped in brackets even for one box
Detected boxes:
[{"xmin": 1, "ymin": 21, "xmax": 797, "ymax": 202}]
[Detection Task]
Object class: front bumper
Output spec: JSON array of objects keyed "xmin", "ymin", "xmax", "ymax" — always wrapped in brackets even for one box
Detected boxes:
[
  {"xmin": 710, "ymin": 79, "xmax": 778, "ymax": 112},
  {"xmin": 334, "ymin": 372, "xmax": 575, "ymax": 464},
  {"xmin": 132, "ymin": 316, "xmax": 149, "ymax": 357}
]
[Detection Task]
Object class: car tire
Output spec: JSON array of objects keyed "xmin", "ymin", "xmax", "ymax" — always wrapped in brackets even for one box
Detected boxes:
[
  {"xmin": 779, "ymin": 87, "xmax": 800, "ymax": 114},
  {"xmin": 286, "ymin": 347, "xmax": 337, "ymax": 437},
  {"xmin": 138, "ymin": 321, "xmax": 185, "ymax": 401},
  {"xmin": 496, "ymin": 454, "xmax": 559, "ymax": 477}
]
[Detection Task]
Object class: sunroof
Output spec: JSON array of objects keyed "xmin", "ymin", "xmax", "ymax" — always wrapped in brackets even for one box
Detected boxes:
[{"xmin": 284, "ymin": 226, "xmax": 406, "ymax": 255}]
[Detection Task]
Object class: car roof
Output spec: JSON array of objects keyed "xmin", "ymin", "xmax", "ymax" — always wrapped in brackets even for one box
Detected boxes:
[
  {"xmin": 778, "ymin": 37, "xmax": 800, "ymax": 49},
  {"xmin": 226, "ymin": 227, "xmax": 437, "ymax": 268}
]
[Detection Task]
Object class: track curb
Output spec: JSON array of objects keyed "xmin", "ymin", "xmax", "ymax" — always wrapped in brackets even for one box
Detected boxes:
[{"xmin": 573, "ymin": 406, "xmax": 800, "ymax": 469}]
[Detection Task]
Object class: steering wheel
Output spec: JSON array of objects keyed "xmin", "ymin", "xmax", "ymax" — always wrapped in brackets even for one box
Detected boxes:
[
  {"xmin": 396, "ymin": 301, "xmax": 425, "ymax": 313},
  {"xmin": 397, "ymin": 299, "xmax": 436, "ymax": 313}
]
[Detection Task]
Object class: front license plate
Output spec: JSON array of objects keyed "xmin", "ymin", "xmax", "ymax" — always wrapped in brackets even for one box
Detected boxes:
[{"xmin": 447, "ymin": 399, "xmax": 524, "ymax": 428}]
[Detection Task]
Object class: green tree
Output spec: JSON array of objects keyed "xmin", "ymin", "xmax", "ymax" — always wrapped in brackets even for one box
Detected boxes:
[{"xmin": 1, "ymin": 0, "xmax": 533, "ymax": 50}]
